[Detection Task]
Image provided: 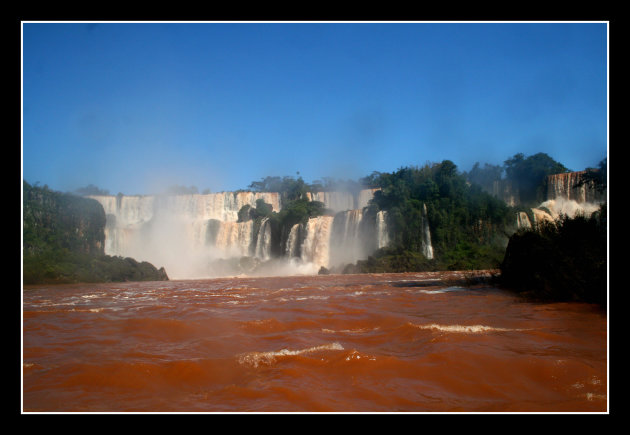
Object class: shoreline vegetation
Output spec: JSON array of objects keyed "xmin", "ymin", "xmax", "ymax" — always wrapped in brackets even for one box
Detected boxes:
[{"xmin": 22, "ymin": 152, "xmax": 607, "ymax": 309}]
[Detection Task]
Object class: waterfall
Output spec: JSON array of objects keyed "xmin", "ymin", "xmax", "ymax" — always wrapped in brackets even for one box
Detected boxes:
[
  {"xmin": 254, "ymin": 218, "xmax": 272, "ymax": 260},
  {"xmin": 301, "ymin": 216, "xmax": 334, "ymax": 268},
  {"xmin": 421, "ymin": 204, "xmax": 434, "ymax": 260},
  {"xmin": 309, "ymin": 192, "xmax": 355, "ymax": 213},
  {"xmin": 88, "ymin": 193, "xmax": 278, "ymax": 278},
  {"xmin": 376, "ymin": 210, "xmax": 389, "ymax": 249},
  {"xmin": 285, "ymin": 223, "xmax": 301, "ymax": 258},
  {"xmin": 89, "ymin": 189, "xmax": 389, "ymax": 278},
  {"xmin": 307, "ymin": 189, "xmax": 378, "ymax": 213},
  {"xmin": 516, "ymin": 212, "xmax": 532, "ymax": 229},
  {"xmin": 214, "ymin": 220, "xmax": 254, "ymax": 257},
  {"xmin": 329, "ymin": 209, "xmax": 366, "ymax": 266},
  {"xmin": 357, "ymin": 188, "xmax": 379, "ymax": 209}
]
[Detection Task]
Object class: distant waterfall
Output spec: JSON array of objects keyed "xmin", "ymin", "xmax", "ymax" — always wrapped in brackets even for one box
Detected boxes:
[
  {"xmin": 422, "ymin": 204, "xmax": 434, "ymax": 260},
  {"xmin": 307, "ymin": 189, "xmax": 378, "ymax": 212},
  {"xmin": 89, "ymin": 189, "xmax": 393, "ymax": 278},
  {"xmin": 301, "ymin": 216, "xmax": 334, "ymax": 268},
  {"xmin": 516, "ymin": 198, "xmax": 602, "ymax": 231},
  {"xmin": 254, "ymin": 218, "xmax": 272, "ymax": 260},
  {"xmin": 89, "ymin": 192, "xmax": 278, "ymax": 278},
  {"xmin": 285, "ymin": 223, "xmax": 301, "ymax": 258},
  {"xmin": 376, "ymin": 210, "xmax": 389, "ymax": 249},
  {"xmin": 329, "ymin": 209, "xmax": 367, "ymax": 266},
  {"xmin": 546, "ymin": 171, "xmax": 603, "ymax": 204},
  {"xmin": 211, "ymin": 220, "xmax": 254, "ymax": 257}
]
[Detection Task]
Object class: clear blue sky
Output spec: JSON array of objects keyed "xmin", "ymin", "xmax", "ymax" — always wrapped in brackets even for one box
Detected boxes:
[{"xmin": 22, "ymin": 21, "xmax": 608, "ymax": 195}]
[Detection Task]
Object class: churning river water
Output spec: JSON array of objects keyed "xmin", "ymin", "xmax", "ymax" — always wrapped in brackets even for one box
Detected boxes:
[{"xmin": 22, "ymin": 272, "xmax": 607, "ymax": 413}]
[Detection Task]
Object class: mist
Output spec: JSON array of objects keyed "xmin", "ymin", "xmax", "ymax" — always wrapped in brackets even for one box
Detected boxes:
[{"xmin": 89, "ymin": 187, "xmax": 397, "ymax": 280}]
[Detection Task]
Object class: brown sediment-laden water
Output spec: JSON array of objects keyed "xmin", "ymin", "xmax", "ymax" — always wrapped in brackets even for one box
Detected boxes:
[{"xmin": 22, "ymin": 271, "xmax": 607, "ymax": 413}]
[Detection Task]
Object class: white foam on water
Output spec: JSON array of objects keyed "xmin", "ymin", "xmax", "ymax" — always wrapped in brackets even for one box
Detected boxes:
[
  {"xmin": 322, "ymin": 327, "xmax": 380, "ymax": 334},
  {"xmin": 238, "ymin": 342, "xmax": 344, "ymax": 368},
  {"xmin": 68, "ymin": 308, "xmax": 106, "ymax": 313},
  {"xmin": 410, "ymin": 323, "xmax": 523, "ymax": 333},
  {"xmin": 344, "ymin": 350, "xmax": 377, "ymax": 362},
  {"xmin": 294, "ymin": 295, "xmax": 329, "ymax": 301}
]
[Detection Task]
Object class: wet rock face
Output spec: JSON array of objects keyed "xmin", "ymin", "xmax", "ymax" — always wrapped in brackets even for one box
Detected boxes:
[{"xmin": 546, "ymin": 171, "xmax": 603, "ymax": 203}]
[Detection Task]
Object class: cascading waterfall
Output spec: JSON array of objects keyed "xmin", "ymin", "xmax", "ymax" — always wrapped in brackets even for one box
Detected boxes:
[
  {"xmin": 89, "ymin": 188, "xmax": 398, "ymax": 278},
  {"xmin": 285, "ymin": 223, "xmax": 301, "ymax": 258},
  {"xmin": 213, "ymin": 220, "xmax": 254, "ymax": 257},
  {"xmin": 515, "ymin": 171, "xmax": 605, "ymax": 230},
  {"xmin": 546, "ymin": 171, "xmax": 603, "ymax": 204},
  {"xmin": 254, "ymin": 218, "xmax": 272, "ymax": 260},
  {"xmin": 301, "ymin": 216, "xmax": 334, "ymax": 269},
  {"xmin": 421, "ymin": 204, "xmax": 434, "ymax": 260},
  {"xmin": 516, "ymin": 198, "xmax": 602, "ymax": 230},
  {"xmin": 329, "ymin": 209, "xmax": 366, "ymax": 266},
  {"xmin": 89, "ymin": 192, "xmax": 279, "ymax": 278},
  {"xmin": 376, "ymin": 210, "xmax": 389, "ymax": 249},
  {"xmin": 307, "ymin": 189, "xmax": 378, "ymax": 212}
]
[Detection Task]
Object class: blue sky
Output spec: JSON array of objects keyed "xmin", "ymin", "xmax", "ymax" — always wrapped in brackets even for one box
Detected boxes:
[{"xmin": 22, "ymin": 22, "xmax": 608, "ymax": 195}]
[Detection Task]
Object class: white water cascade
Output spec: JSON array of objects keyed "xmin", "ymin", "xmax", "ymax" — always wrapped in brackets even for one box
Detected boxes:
[
  {"xmin": 422, "ymin": 204, "xmax": 434, "ymax": 260},
  {"xmin": 254, "ymin": 218, "xmax": 272, "ymax": 260},
  {"xmin": 285, "ymin": 223, "xmax": 301, "ymax": 259},
  {"xmin": 300, "ymin": 216, "xmax": 335, "ymax": 269},
  {"xmin": 307, "ymin": 189, "xmax": 378, "ymax": 213},
  {"xmin": 90, "ymin": 192, "xmax": 280, "ymax": 279},
  {"xmin": 376, "ymin": 210, "xmax": 389, "ymax": 249},
  {"xmin": 89, "ymin": 188, "xmax": 398, "ymax": 278}
]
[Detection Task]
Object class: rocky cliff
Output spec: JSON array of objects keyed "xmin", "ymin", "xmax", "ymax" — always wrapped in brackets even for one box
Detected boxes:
[
  {"xmin": 546, "ymin": 170, "xmax": 604, "ymax": 203},
  {"xmin": 23, "ymin": 181, "xmax": 169, "ymax": 284},
  {"xmin": 23, "ymin": 181, "xmax": 106, "ymax": 257}
]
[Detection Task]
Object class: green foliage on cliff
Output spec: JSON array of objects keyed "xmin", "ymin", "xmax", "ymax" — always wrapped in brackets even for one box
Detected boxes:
[
  {"xmin": 365, "ymin": 161, "xmax": 514, "ymax": 270},
  {"xmin": 500, "ymin": 205, "xmax": 607, "ymax": 308},
  {"xmin": 462, "ymin": 152, "xmax": 571, "ymax": 206},
  {"xmin": 74, "ymin": 184, "xmax": 110, "ymax": 196},
  {"xmin": 503, "ymin": 152, "xmax": 570, "ymax": 205},
  {"xmin": 268, "ymin": 198, "xmax": 327, "ymax": 256},
  {"xmin": 341, "ymin": 247, "xmax": 435, "ymax": 274},
  {"xmin": 23, "ymin": 181, "xmax": 168, "ymax": 284},
  {"xmin": 462, "ymin": 162, "xmax": 504, "ymax": 193},
  {"xmin": 248, "ymin": 175, "xmax": 310, "ymax": 202},
  {"xmin": 24, "ymin": 181, "xmax": 107, "ymax": 257}
]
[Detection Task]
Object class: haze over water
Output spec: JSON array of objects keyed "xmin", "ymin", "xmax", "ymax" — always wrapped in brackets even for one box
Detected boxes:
[{"xmin": 22, "ymin": 272, "xmax": 607, "ymax": 412}]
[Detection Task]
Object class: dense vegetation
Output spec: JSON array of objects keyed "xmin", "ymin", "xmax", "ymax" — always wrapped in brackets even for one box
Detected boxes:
[
  {"xmin": 500, "ymin": 205, "xmax": 607, "ymax": 308},
  {"xmin": 358, "ymin": 160, "xmax": 515, "ymax": 271},
  {"xmin": 23, "ymin": 181, "xmax": 168, "ymax": 284},
  {"xmin": 462, "ymin": 152, "xmax": 571, "ymax": 206}
]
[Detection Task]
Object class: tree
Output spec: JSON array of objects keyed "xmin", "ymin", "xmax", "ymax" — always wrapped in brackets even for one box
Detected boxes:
[
  {"xmin": 464, "ymin": 162, "xmax": 503, "ymax": 193},
  {"xmin": 74, "ymin": 184, "xmax": 110, "ymax": 196},
  {"xmin": 504, "ymin": 152, "xmax": 569, "ymax": 205}
]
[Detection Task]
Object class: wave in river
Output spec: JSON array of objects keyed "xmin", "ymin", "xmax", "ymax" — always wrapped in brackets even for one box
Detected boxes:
[{"xmin": 238, "ymin": 342, "xmax": 345, "ymax": 368}]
